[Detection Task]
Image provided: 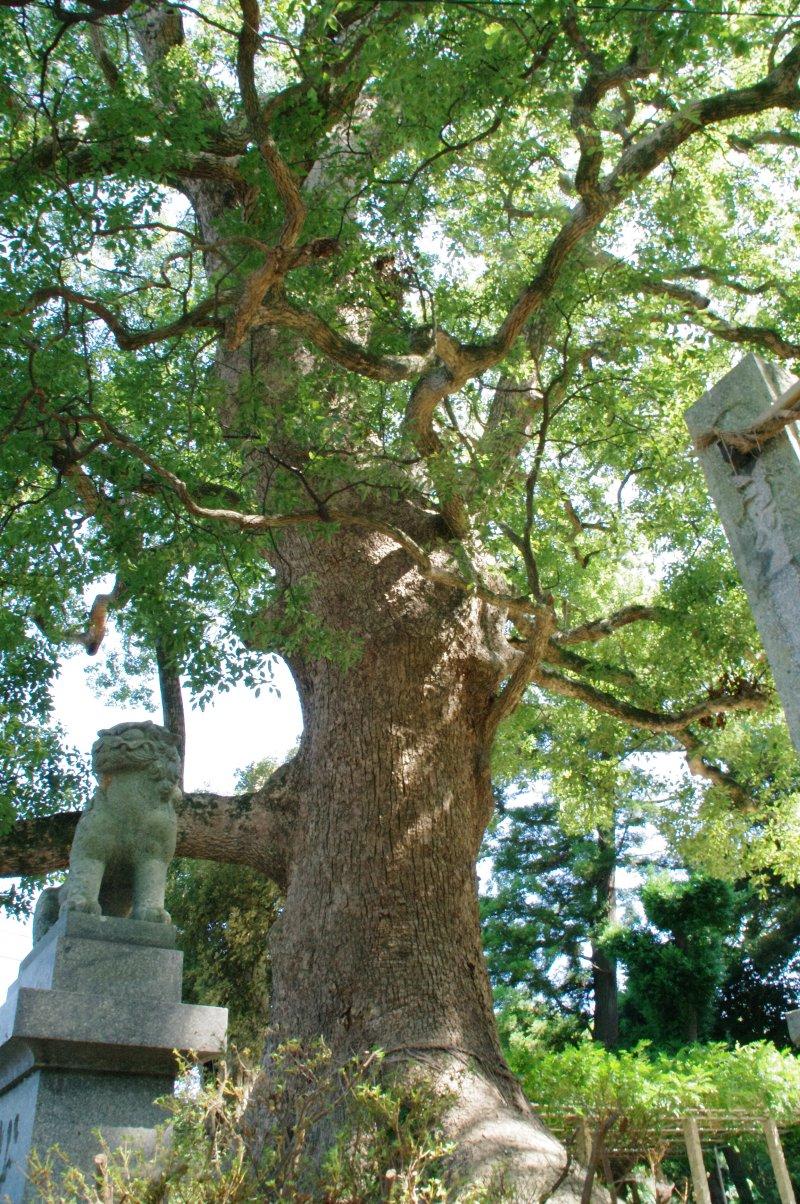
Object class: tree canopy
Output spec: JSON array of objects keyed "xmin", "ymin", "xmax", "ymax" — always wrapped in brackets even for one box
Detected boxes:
[{"xmin": 3, "ymin": 0, "xmax": 800, "ymax": 869}]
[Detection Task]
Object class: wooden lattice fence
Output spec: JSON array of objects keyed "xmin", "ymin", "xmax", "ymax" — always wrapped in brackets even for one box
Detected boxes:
[{"xmin": 537, "ymin": 1107, "xmax": 798, "ymax": 1204}]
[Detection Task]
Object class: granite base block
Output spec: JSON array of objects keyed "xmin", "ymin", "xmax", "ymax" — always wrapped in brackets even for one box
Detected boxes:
[
  {"xmin": 0, "ymin": 1068, "xmax": 173, "ymax": 1203},
  {"xmin": 0, "ymin": 912, "xmax": 227, "ymax": 1202}
]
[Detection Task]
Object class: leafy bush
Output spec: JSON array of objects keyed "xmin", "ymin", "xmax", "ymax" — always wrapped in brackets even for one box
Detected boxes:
[
  {"xmin": 500, "ymin": 998, "xmax": 800, "ymax": 1172},
  {"xmin": 26, "ymin": 1042, "xmax": 462, "ymax": 1203},
  {"xmin": 506, "ymin": 1031, "xmax": 800, "ymax": 1134}
]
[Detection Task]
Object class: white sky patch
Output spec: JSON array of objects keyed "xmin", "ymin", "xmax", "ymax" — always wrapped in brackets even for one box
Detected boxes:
[{"xmin": 0, "ymin": 635, "xmax": 303, "ymax": 1002}]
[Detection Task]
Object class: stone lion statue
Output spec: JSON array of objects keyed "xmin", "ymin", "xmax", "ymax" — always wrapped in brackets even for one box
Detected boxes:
[{"xmin": 33, "ymin": 721, "xmax": 182, "ymax": 941}]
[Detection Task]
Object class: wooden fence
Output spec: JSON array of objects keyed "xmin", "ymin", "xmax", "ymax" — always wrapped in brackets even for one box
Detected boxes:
[{"xmin": 537, "ymin": 1107, "xmax": 798, "ymax": 1203}]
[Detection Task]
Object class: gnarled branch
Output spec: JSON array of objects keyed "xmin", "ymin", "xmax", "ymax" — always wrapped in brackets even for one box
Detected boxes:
[
  {"xmin": 401, "ymin": 38, "xmax": 800, "ymax": 457},
  {"xmin": 12, "ymin": 287, "xmax": 225, "ymax": 351},
  {"xmin": 0, "ymin": 758, "xmax": 299, "ymax": 888},
  {"xmin": 530, "ymin": 666, "xmax": 770, "ymax": 734},
  {"xmin": 554, "ymin": 605, "xmax": 674, "ymax": 646}
]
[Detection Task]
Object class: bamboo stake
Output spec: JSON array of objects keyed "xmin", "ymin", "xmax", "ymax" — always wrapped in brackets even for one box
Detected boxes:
[
  {"xmin": 763, "ymin": 1118, "xmax": 796, "ymax": 1204},
  {"xmin": 682, "ymin": 1117, "xmax": 712, "ymax": 1204}
]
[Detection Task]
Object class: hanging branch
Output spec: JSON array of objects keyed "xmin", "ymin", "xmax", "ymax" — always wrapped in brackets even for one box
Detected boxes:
[{"xmin": 32, "ymin": 576, "xmax": 127, "ymax": 656}]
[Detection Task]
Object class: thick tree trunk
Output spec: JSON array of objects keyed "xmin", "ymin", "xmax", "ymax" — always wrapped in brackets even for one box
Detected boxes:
[
  {"xmin": 257, "ymin": 529, "xmax": 586, "ymax": 1199},
  {"xmin": 591, "ymin": 826, "xmax": 619, "ymax": 1050}
]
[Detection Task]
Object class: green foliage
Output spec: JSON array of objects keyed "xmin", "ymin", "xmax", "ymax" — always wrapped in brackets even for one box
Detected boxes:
[
  {"xmin": 166, "ymin": 859, "xmax": 280, "ymax": 1053},
  {"xmin": 3, "ymin": 0, "xmax": 800, "ymax": 863},
  {"xmin": 0, "ymin": 631, "xmax": 89, "ymax": 836},
  {"xmin": 499, "ymin": 1002, "xmax": 800, "ymax": 1149},
  {"xmin": 480, "ymin": 791, "xmax": 630, "ymax": 1027},
  {"xmin": 713, "ymin": 879, "xmax": 800, "ymax": 1048},
  {"xmin": 608, "ymin": 874, "xmax": 736, "ymax": 1046},
  {"xmin": 26, "ymin": 1044, "xmax": 466, "ymax": 1203}
]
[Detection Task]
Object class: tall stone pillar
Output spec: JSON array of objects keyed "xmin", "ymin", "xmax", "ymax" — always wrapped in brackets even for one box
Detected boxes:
[
  {"xmin": 0, "ymin": 911, "xmax": 226, "ymax": 1202},
  {"xmin": 685, "ymin": 354, "xmax": 800, "ymax": 755}
]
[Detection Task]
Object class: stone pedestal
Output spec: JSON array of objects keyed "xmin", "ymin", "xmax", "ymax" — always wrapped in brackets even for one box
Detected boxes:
[
  {"xmin": 0, "ymin": 912, "xmax": 227, "ymax": 1202},
  {"xmin": 686, "ymin": 354, "xmax": 800, "ymax": 755}
]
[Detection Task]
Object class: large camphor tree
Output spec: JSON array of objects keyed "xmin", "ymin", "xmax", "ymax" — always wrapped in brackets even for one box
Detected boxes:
[{"xmin": 3, "ymin": 0, "xmax": 800, "ymax": 1194}]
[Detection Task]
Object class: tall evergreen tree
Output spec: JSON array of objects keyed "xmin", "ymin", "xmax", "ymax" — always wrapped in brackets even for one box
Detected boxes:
[
  {"xmin": 481, "ymin": 795, "xmax": 597, "ymax": 1022},
  {"xmin": 609, "ymin": 874, "xmax": 736, "ymax": 1046}
]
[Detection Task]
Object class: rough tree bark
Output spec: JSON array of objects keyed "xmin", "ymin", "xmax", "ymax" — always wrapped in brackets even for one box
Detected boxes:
[{"xmin": 256, "ymin": 526, "xmax": 581, "ymax": 1198}]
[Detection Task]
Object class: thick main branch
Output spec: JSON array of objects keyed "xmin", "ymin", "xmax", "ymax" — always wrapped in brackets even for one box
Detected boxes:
[{"xmin": 0, "ymin": 759, "xmax": 298, "ymax": 888}]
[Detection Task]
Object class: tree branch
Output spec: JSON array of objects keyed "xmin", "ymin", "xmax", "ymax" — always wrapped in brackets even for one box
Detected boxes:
[
  {"xmin": 730, "ymin": 126, "xmax": 800, "ymax": 150},
  {"xmin": 563, "ymin": 9, "xmax": 653, "ymax": 204},
  {"xmin": 636, "ymin": 276, "xmax": 800, "ymax": 361},
  {"xmin": 3, "ymin": 131, "xmax": 250, "ymax": 196},
  {"xmin": 70, "ymin": 407, "xmax": 539, "ymax": 622},
  {"xmin": 543, "ymin": 641, "xmax": 638, "ymax": 690},
  {"xmin": 486, "ymin": 606, "xmax": 555, "ymax": 739},
  {"xmin": 32, "ymin": 576, "xmax": 127, "ymax": 656},
  {"xmin": 179, "ymin": 756, "xmax": 297, "ymax": 888},
  {"xmin": 530, "ymin": 667, "xmax": 769, "ymax": 733},
  {"xmin": 253, "ymin": 298, "xmax": 435, "ymax": 382},
  {"xmin": 694, "ymin": 376, "xmax": 800, "ymax": 455},
  {"xmin": 0, "ymin": 759, "xmax": 299, "ymax": 888},
  {"xmin": 554, "ymin": 605, "xmax": 674, "ymax": 646},
  {"xmin": 581, "ymin": 246, "xmax": 800, "ymax": 360},
  {"xmin": 224, "ymin": 0, "xmax": 310, "ymax": 350},
  {"xmin": 401, "ymin": 38, "xmax": 800, "ymax": 457},
  {"xmin": 676, "ymin": 730, "xmax": 753, "ymax": 812},
  {"xmin": 12, "ymin": 287, "xmax": 225, "ymax": 350}
]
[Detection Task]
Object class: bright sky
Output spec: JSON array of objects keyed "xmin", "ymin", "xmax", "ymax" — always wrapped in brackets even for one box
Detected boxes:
[{"xmin": 0, "ymin": 643, "xmax": 303, "ymax": 1001}]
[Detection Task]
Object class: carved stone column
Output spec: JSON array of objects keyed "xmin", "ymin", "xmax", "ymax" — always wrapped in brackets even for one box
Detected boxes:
[{"xmin": 686, "ymin": 354, "xmax": 800, "ymax": 755}]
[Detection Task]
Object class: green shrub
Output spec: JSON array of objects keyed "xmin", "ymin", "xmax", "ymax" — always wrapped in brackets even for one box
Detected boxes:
[{"xmin": 26, "ymin": 1042, "xmax": 460, "ymax": 1203}]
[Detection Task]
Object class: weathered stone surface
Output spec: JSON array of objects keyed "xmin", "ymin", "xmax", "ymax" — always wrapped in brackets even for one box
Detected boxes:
[
  {"xmin": 0, "ymin": 912, "xmax": 226, "ymax": 1201},
  {"xmin": 49, "ymin": 721, "xmax": 182, "ymax": 938},
  {"xmin": 14, "ymin": 911, "xmax": 182, "ymax": 1002},
  {"xmin": 787, "ymin": 1009, "xmax": 800, "ymax": 1047},
  {"xmin": 0, "ymin": 1070, "xmax": 172, "ymax": 1204},
  {"xmin": 686, "ymin": 354, "xmax": 800, "ymax": 755}
]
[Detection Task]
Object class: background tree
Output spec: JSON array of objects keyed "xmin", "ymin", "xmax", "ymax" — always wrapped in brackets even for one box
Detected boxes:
[
  {"xmin": 609, "ymin": 873, "xmax": 736, "ymax": 1046},
  {"xmin": 483, "ymin": 698, "xmax": 800, "ymax": 1054},
  {"xmin": 480, "ymin": 792, "xmax": 599, "ymax": 1033},
  {"xmin": 713, "ymin": 878, "xmax": 800, "ymax": 1047},
  {"xmin": 3, "ymin": 1, "xmax": 800, "ymax": 1194},
  {"xmin": 481, "ymin": 787, "xmax": 641, "ymax": 1051}
]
